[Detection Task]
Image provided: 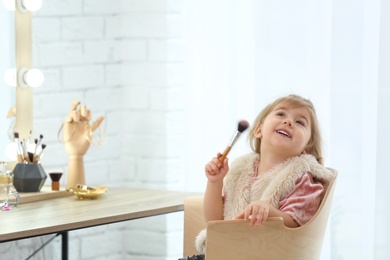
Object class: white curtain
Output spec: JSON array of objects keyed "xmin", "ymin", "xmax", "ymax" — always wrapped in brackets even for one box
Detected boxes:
[{"xmin": 185, "ymin": 0, "xmax": 389, "ymax": 259}]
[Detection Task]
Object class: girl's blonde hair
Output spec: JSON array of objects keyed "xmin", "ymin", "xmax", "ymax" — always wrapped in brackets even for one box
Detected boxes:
[{"xmin": 247, "ymin": 94, "xmax": 323, "ymax": 165}]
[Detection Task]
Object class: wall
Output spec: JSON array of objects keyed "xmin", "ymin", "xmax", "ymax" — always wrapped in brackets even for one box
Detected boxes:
[
  {"xmin": 4, "ymin": 0, "xmax": 387, "ymax": 259},
  {"xmin": 0, "ymin": 7, "xmax": 15, "ymax": 161},
  {"xmin": 0, "ymin": 0, "xmax": 186, "ymax": 259}
]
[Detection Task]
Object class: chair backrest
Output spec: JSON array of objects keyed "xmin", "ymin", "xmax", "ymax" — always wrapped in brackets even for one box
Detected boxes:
[{"xmin": 205, "ymin": 169, "xmax": 338, "ymax": 260}]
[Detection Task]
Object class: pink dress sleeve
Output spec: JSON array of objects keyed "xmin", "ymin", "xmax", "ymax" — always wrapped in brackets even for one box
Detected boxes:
[{"xmin": 279, "ymin": 173, "xmax": 324, "ymax": 226}]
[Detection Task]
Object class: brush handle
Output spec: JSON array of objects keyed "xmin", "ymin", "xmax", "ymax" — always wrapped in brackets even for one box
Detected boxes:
[
  {"xmin": 52, "ymin": 181, "xmax": 60, "ymax": 191},
  {"xmin": 219, "ymin": 146, "xmax": 231, "ymax": 163},
  {"xmin": 28, "ymin": 152, "xmax": 34, "ymax": 163}
]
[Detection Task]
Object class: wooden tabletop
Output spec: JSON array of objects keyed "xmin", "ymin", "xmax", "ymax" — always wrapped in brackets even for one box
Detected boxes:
[{"xmin": 0, "ymin": 188, "xmax": 200, "ymax": 242}]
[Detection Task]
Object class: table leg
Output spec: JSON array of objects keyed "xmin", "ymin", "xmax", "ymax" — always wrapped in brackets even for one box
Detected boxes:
[{"xmin": 61, "ymin": 231, "xmax": 68, "ymax": 260}]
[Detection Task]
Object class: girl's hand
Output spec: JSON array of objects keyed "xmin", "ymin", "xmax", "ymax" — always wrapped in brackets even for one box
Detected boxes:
[
  {"xmin": 235, "ymin": 200, "xmax": 269, "ymax": 227},
  {"xmin": 204, "ymin": 153, "xmax": 229, "ymax": 183}
]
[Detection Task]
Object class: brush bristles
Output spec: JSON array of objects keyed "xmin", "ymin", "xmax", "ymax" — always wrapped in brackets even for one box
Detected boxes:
[
  {"xmin": 49, "ymin": 173, "xmax": 63, "ymax": 181},
  {"xmin": 237, "ymin": 120, "xmax": 250, "ymax": 133}
]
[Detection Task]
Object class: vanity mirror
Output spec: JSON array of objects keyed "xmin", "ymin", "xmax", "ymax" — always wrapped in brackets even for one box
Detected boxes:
[
  {"xmin": 14, "ymin": 6, "xmax": 33, "ymax": 141},
  {"xmin": 1, "ymin": 1, "xmax": 44, "ymax": 164}
]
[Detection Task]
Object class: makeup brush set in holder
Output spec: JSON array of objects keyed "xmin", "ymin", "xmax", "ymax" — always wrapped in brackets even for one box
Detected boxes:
[{"xmin": 12, "ymin": 131, "xmax": 47, "ymax": 192}]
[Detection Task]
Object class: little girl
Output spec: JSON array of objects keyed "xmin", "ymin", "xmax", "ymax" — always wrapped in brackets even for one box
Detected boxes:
[{"xmin": 180, "ymin": 94, "xmax": 335, "ymax": 260}]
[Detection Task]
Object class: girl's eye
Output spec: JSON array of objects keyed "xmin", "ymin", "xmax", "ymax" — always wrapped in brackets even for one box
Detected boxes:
[
  {"xmin": 296, "ymin": 120, "xmax": 305, "ymax": 126},
  {"xmin": 276, "ymin": 111, "xmax": 284, "ymax": 116}
]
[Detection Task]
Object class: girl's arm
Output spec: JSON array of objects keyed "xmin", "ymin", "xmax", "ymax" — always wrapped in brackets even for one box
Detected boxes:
[
  {"xmin": 203, "ymin": 154, "xmax": 229, "ymax": 222},
  {"xmin": 268, "ymin": 205, "xmax": 299, "ymax": 227},
  {"xmin": 235, "ymin": 200, "xmax": 299, "ymax": 228},
  {"xmin": 236, "ymin": 173, "xmax": 324, "ymax": 228},
  {"xmin": 203, "ymin": 180, "xmax": 224, "ymax": 222}
]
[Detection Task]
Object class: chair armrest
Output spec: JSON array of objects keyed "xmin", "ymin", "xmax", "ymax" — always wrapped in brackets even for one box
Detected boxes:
[{"xmin": 183, "ymin": 196, "xmax": 206, "ymax": 256}]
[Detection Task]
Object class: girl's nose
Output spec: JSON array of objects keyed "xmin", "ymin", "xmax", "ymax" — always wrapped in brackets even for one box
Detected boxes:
[{"xmin": 284, "ymin": 120, "xmax": 292, "ymax": 126}]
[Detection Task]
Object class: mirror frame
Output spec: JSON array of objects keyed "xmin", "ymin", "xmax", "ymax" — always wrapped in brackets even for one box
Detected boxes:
[{"xmin": 15, "ymin": 9, "xmax": 33, "ymax": 140}]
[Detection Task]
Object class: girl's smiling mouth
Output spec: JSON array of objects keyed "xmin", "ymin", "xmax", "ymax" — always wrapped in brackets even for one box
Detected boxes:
[{"xmin": 276, "ymin": 129, "xmax": 291, "ymax": 138}]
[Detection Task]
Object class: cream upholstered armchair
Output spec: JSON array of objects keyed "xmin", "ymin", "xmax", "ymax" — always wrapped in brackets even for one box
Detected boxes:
[{"xmin": 183, "ymin": 169, "xmax": 337, "ymax": 260}]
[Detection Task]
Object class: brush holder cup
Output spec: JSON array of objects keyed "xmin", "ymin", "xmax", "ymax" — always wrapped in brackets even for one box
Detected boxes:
[{"xmin": 13, "ymin": 163, "xmax": 47, "ymax": 192}]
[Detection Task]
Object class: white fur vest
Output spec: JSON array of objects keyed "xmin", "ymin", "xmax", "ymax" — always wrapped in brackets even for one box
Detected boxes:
[{"xmin": 195, "ymin": 153, "xmax": 335, "ymax": 253}]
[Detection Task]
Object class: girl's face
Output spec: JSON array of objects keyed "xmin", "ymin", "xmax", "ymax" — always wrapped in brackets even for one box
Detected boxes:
[{"xmin": 256, "ymin": 104, "xmax": 312, "ymax": 158}]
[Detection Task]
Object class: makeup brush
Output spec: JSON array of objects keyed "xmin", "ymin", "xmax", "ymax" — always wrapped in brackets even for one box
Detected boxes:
[
  {"xmin": 33, "ymin": 138, "xmax": 38, "ymax": 163},
  {"xmin": 37, "ymin": 143, "xmax": 47, "ymax": 162},
  {"xmin": 26, "ymin": 130, "xmax": 32, "ymax": 148},
  {"xmin": 13, "ymin": 132, "xmax": 24, "ymax": 163},
  {"xmin": 28, "ymin": 152, "xmax": 35, "ymax": 163},
  {"xmin": 49, "ymin": 172, "xmax": 63, "ymax": 191},
  {"xmin": 33, "ymin": 138, "xmax": 38, "ymax": 156},
  {"xmin": 36, "ymin": 134, "xmax": 44, "ymax": 150},
  {"xmin": 217, "ymin": 119, "xmax": 250, "ymax": 164}
]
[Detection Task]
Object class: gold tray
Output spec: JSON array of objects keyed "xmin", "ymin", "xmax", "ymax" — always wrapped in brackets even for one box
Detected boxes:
[{"xmin": 67, "ymin": 185, "xmax": 108, "ymax": 200}]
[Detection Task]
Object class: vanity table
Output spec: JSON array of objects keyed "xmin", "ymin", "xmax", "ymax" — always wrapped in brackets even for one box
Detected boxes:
[{"xmin": 0, "ymin": 188, "xmax": 200, "ymax": 259}]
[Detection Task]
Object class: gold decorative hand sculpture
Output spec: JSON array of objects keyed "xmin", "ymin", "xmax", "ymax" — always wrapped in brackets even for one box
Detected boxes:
[{"xmin": 62, "ymin": 100, "xmax": 104, "ymax": 188}]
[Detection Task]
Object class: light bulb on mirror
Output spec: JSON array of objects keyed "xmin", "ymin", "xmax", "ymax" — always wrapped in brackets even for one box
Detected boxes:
[
  {"xmin": 3, "ymin": 0, "xmax": 15, "ymax": 11},
  {"xmin": 4, "ymin": 68, "xmax": 17, "ymax": 87},
  {"xmin": 16, "ymin": 0, "xmax": 42, "ymax": 12},
  {"xmin": 18, "ymin": 67, "xmax": 44, "ymax": 88},
  {"xmin": 25, "ymin": 68, "xmax": 44, "ymax": 87}
]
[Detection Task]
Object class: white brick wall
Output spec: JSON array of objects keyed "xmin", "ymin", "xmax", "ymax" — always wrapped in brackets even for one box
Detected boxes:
[{"xmin": 0, "ymin": 0, "xmax": 186, "ymax": 259}]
